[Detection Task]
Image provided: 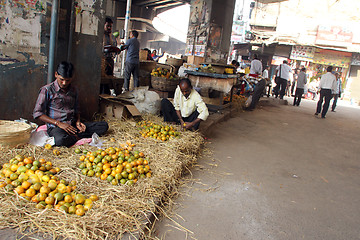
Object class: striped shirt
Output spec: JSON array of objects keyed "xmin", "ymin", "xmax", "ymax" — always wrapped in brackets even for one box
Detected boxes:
[{"xmin": 33, "ymin": 80, "xmax": 79, "ymax": 128}]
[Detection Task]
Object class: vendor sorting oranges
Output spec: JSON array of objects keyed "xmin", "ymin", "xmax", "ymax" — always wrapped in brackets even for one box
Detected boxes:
[{"xmin": 161, "ymin": 78, "xmax": 209, "ymax": 131}]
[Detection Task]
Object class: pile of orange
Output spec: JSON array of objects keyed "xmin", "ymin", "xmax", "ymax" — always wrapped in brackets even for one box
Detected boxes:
[
  {"xmin": 78, "ymin": 141, "xmax": 152, "ymax": 186},
  {"xmin": 0, "ymin": 155, "xmax": 98, "ymax": 216},
  {"xmin": 137, "ymin": 120, "xmax": 180, "ymax": 141},
  {"xmin": 223, "ymin": 94, "xmax": 247, "ymax": 103}
]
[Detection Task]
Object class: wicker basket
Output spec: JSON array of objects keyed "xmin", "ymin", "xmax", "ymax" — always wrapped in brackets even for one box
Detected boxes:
[
  {"xmin": 0, "ymin": 120, "xmax": 32, "ymax": 147},
  {"xmin": 151, "ymin": 76, "xmax": 179, "ymax": 92}
]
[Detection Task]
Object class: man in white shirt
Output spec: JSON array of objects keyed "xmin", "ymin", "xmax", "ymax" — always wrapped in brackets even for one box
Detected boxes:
[
  {"xmin": 315, "ymin": 66, "xmax": 337, "ymax": 118},
  {"xmin": 331, "ymin": 72, "xmax": 342, "ymax": 112},
  {"xmin": 274, "ymin": 60, "xmax": 292, "ymax": 99},
  {"xmin": 161, "ymin": 78, "xmax": 209, "ymax": 130},
  {"xmin": 293, "ymin": 67, "xmax": 307, "ymax": 106},
  {"xmin": 250, "ymin": 54, "xmax": 262, "ymax": 75}
]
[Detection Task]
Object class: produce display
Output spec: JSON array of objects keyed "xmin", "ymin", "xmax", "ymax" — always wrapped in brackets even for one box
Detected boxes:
[
  {"xmin": 198, "ymin": 64, "xmax": 216, "ymax": 73},
  {"xmin": 137, "ymin": 120, "xmax": 180, "ymax": 141},
  {"xmin": 151, "ymin": 67, "xmax": 176, "ymax": 79},
  {"xmin": 0, "ymin": 155, "xmax": 97, "ymax": 216},
  {"xmin": 223, "ymin": 94, "xmax": 248, "ymax": 102},
  {"xmin": 77, "ymin": 141, "xmax": 151, "ymax": 185}
]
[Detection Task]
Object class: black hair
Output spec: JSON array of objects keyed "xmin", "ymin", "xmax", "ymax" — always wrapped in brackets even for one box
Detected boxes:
[
  {"xmin": 131, "ymin": 30, "xmax": 139, "ymax": 38},
  {"xmin": 283, "ymin": 60, "xmax": 288, "ymax": 64},
  {"xmin": 327, "ymin": 66, "xmax": 333, "ymax": 72},
  {"xmin": 56, "ymin": 61, "xmax": 74, "ymax": 78},
  {"xmin": 105, "ymin": 17, "xmax": 113, "ymax": 24},
  {"xmin": 301, "ymin": 67, "xmax": 306, "ymax": 71},
  {"xmin": 179, "ymin": 78, "xmax": 192, "ymax": 88},
  {"xmin": 253, "ymin": 54, "xmax": 259, "ymax": 59}
]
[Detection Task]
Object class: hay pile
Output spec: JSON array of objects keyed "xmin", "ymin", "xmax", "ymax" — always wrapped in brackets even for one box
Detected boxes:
[{"xmin": 0, "ymin": 115, "xmax": 204, "ymax": 239}]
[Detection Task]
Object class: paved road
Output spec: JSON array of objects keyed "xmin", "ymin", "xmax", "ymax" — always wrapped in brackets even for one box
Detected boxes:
[{"xmin": 153, "ymin": 97, "xmax": 360, "ymax": 240}]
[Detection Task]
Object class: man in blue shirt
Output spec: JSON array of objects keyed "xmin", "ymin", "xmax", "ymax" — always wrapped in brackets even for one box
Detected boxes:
[{"xmin": 121, "ymin": 30, "xmax": 140, "ymax": 92}]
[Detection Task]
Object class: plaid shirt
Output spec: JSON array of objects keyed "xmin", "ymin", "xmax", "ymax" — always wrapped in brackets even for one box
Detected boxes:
[{"xmin": 33, "ymin": 80, "xmax": 79, "ymax": 128}]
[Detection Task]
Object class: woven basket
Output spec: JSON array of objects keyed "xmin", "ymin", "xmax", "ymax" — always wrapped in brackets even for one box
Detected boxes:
[
  {"xmin": 151, "ymin": 76, "xmax": 179, "ymax": 92},
  {"xmin": 0, "ymin": 120, "xmax": 32, "ymax": 147}
]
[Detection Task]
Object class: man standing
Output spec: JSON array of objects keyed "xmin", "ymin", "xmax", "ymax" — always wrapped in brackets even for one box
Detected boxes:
[
  {"xmin": 293, "ymin": 67, "xmax": 307, "ymax": 106},
  {"xmin": 250, "ymin": 54, "xmax": 262, "ymax": 76},
  {"xmin": 161, "ymin": 78, "xmax": 209, "ymax": 130},
  {"xmin": 33, "ymin": 62, "xmax": 109, "ymax": 147},
  {"xmin": 274, "ymin": 60, "xmax": 292, "ymax": 99},
  {"xmin": 121, "ymin": 30, "xmax": 140, "ymax": 93},
  {"xmin": 315, "ymin": 66, "xmax": 337, "ymax": 118},
  {"xmin": 103, "ymin": 18, "xmax": 118, "ymax": 76},
  {"xmin": 102, "ymin": 17, "xmax": 121, "ymax": 94},
  {"xmin": 331, "ymin": 72, "xmax": 342, "ymax": 112}
]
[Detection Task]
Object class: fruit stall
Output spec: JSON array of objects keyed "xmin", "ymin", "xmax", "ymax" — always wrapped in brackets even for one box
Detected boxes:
[
  {"xmin": 0, "ymin": 116, "xmax": 204, "ymax": 239},
  {"xmin": 184, "ymin": 64, "xmax": 238, "ymax": 106}
]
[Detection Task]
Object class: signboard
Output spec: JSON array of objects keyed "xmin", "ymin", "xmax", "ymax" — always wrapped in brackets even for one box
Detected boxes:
[
  {"xmin": 313, "ymin": 48, "xmax": 351, "ymax": 68},
  {"xmin": 290, "ymin": 46, "xmax": 315, "ymax": 61},
  {"xmin": 271, "ymin": 56, "xmax": 288, "ymax": 65},
  {"xmin": 194, "ymin": 45, "xmax": 205, "ymax": 57},
  {"xmin": 316, "ymin": 25, "xmax": 353, "ymax": 47},
  {"xmin": 351, "ymin": 53, "xmax": 360, "ymax": 66}
]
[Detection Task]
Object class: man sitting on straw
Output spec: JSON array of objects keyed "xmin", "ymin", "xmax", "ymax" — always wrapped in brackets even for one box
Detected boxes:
[
  {"xmin": 33, "ymin": 62, "xmax": 109, "ymax": 147},
  {"xmin": 161, "ymin": 78, "xmax": 209, "ymax": 130}
]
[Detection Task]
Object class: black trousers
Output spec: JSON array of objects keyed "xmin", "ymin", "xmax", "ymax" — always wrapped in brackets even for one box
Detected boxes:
[
  {"xmin": 101, "ymin": 57, "xmax": 114, "ymax": 95},
  {"xmin": 293, "ymin": 88, "xmax": 304, "ymax": 106},
  {"xmin": 274, "ymin": 78, "xmax": 287, "ymax": 99},
  {"xmin": 249, "ymin": 79, "xmax": 266, "ymax": 110},
  {"xmin": 332, "ymin": 94, "xmax": 339, "ymax": 111},
  {"xmin": 316, "ymin": 89, "xmax": 332, "ymax": 117},
  {"xmin": 123, "ymin": 62, "xmax": 139, "ymax": 91},
  {"xmin": 47, "ymin": 121, "xmax": 109, "ymax": 147},
  {"xmin": 160, "ymin": 99, "xmax": 200, "ymax": 130}
]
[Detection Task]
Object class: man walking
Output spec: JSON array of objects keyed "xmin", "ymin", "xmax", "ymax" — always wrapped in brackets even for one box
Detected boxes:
[
  {"xmin": 315, "ymin": 66, "xmax": 337, "ymax": 118},
  {"xmin": 293, "ymin": 67, "xmax": 307, "ymax": 106},
  {"xmin": 121, "ymin": 30, "xmax": 140, "ymax": 93},
  {"xmin": 274, "ymin": 60, "xmax": 292, "ymax": 99},
  {"xmin": 331, "ymin": 72, "xmax": 342, "ymax": 112},
  {"xmin": 250, "ymin": 54, "xmax": 262, "ymax": 76}
]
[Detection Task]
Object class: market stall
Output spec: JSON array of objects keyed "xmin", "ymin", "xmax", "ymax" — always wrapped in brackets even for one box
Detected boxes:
[{"xmin": 185, "ymin": 69, "xmax": 238, "ymax": 106}]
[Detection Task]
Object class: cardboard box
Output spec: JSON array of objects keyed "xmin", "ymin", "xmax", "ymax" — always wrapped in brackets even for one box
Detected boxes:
[
  {"xmin": 99, "ymin": 95, "xmax": 141, "ymax": 119},
  {"xmin": 187, "ymin": 56, "xmax": 205, "ymax": 67}
]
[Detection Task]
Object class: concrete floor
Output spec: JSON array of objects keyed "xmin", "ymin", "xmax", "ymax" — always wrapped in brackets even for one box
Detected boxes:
[{"xmin": 153, "ymin": 97, "xmax": 360, "ymax": 240}]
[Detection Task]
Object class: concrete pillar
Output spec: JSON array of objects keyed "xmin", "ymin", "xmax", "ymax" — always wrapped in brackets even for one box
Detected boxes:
[{"xmin": 185, "ymin": 0, "xmax": 236, "ymax": 64}]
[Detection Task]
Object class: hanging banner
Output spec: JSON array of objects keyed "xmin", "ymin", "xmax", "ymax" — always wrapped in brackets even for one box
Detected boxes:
[
  {"xmin": 313, "ymin": 48, "xmax": 351, "ymax": 68},
  {"xmin": 290, "ymin": 46, "xmax": 315, "ymax": 61}
]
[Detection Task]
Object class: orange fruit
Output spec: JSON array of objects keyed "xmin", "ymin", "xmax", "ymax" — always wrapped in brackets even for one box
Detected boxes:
[
  {"xmin": 40, "ymin": 186, "xmax": 51, "ymax": 194},
  {"xmin": 37, "ymin": 193, "xmax": 47, "ymax": 201},
  {"xmin": 75, "ymin": 207, "xmax": 85, "ymax": 216},
  {"xmin": 64, "ymin": 195, "xmax": 73, "ymax": 203},
  {"xmin": 89, "ymin": 195, "xmax": 99, "ymax": 201},
  {"xmin": 74, "ymin": 194, "xmax": 86, "ymax": 204},
  {"xmin": 23, "ymin": 158, "xmax": 33, "ymax": 165},
  {"xmin": 32, "ymin": 182, "xmax": 42, "ymax": 191},
  {"xmin": 68, "ymin": 206, "xmax": 76, "ymax": 214},
  {"xmin": 22, "ymin": 181, "xmax": 31, "ymax": 190},
  {"xmin": 44, "ymin": 144, "xmax": 52, "ymax": 150},
  {"xmin": 25, "ymin": 188, "xmax": 36, "ymax": 198},
  {"xmin": 14, "ymin": 186, "xmax": 25, "ymax": 195},
  {"xmin": 45, "ymin": 196, "xmax": 55, "ymax": 205}
]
